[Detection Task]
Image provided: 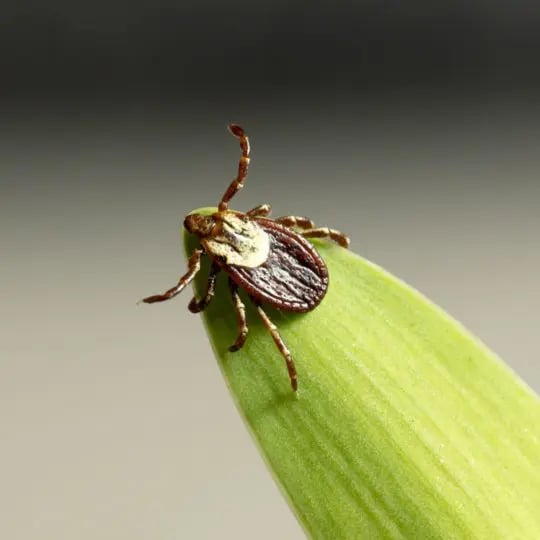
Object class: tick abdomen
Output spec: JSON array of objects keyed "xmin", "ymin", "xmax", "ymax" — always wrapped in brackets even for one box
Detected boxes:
[{"xmin": 224, "ymin": 219, "xmax": 329, "ymax": 313}]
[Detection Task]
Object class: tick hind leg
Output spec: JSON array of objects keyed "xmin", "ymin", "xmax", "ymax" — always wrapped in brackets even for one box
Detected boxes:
[
  {"xmin": 228, "ymin": 279, "xmax": 248, "ymax": 352},
  {"xmin": 252, "ymin": 299, "xmax": 298, "ymax": 392},
  {"xmin": 276, "ymin": 216, "xmax": 350, "ymax": 248},
  {"xmin": 141, "ymin": 248, "xmax": 204, "ymax": 304},
  {"xmin": 301, "ymin": 227, "xmax": 350, "ymax": 248},
  {"xmin": 275, "ymin": 215, "xmax": 315, "ymax": 229},
  {"xmin": 188, "ymin": 262, "xmax": 220, "ymax": 313}
]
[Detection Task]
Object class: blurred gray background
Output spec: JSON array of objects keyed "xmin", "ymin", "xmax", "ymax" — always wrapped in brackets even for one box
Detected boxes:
[{"xmin": 1, "ymin": 2, "xmax": 539, "ymax": 539}]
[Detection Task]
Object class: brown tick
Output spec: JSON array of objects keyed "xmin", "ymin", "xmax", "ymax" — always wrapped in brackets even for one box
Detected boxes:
[{"xmin": 141, "ymin": 125, "xmax": 349, "ymax": 391}]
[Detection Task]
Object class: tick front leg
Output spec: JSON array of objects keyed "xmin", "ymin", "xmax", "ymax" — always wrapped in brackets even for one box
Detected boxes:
[
  {"xmin": 301, "ymin": 227, "xmax": 350, "ymax": 248},
  {"xmin": 228, "ymin": 279, "xmax": 248, "ymax": 352},
  {"xmin": 253, "ymin": 300, "xmax": 298, "ymax": 392},
  {"xmin": 246, "ymin": 204, "xmax": 272, "ymax": 218},
  {"xmin": 218, "ymin": 124, "xmax": 251, "ymax": 212},
  {"xmin": 188, "ymin": 262, "xmax": 220, "ymax": 313},
  {"xmin": 141, "ymin": 248, "xmax": 203, "ymax": 304}
]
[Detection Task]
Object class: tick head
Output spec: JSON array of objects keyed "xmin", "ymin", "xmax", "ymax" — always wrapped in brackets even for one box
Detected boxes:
[{"xmin": 183, "ymin": 213, "xmax": 215, "ymax": 238}]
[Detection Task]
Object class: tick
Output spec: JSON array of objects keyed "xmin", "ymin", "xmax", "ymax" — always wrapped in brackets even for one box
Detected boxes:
[{"xmin": 141, "ymin": 124, "xmax": 350, "ymax": 391}]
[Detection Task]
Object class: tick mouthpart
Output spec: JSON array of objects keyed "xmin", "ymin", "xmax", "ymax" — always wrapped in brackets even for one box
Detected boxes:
[
  {"xmin": 183, "ymin": 214, "xmax": 196, "ymax": 234},
  {"xmin": 183, "ymin": 213, "xmax": 215, "ymax": 237}
]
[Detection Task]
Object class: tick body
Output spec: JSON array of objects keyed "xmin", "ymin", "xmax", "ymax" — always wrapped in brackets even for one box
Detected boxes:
[{"xmin": 142, "ymin": 125, "xmax": 350, "ymax": 391}]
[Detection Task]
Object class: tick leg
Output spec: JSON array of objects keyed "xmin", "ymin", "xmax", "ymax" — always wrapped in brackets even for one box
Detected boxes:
[
  {"xmin": 275, "ymin": 215, "xmax": 315, "ymax": 229},
  {"xmin": 141, "ymin": 249, "xmax": 203, "ymax": 304},
  {"xmin": 253, "ymin": 300, "xmax": 298, "ymax": 392},
  {"xmin": 277, "ymin": 216, "xmax": 350, "ymax": 248},
  {"xmin": 246, "ymin": 204, "xmax": 272, "ymax": 218},
  {"xmin": 301, "ymin": 227, "xmax": 350, "ymax": 248},
  {"xmin": 218, "ymin": 124, "xmax": 251, "ymax": 212},
  {"xmin": 228, "ymin": 279, "xmax": 248, "ymax": 352},
  {"xmin": 188, "ymin": 262, "xmax": 220, "ymax": 313}
]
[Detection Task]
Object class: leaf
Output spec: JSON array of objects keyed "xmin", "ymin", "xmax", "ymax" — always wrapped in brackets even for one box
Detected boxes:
[{"xmin": 185, "ymin": 208, "xmax": 540, "ymax": 539}]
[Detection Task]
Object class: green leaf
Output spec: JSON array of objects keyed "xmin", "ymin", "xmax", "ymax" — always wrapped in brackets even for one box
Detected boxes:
[{"xmin": 185, "ymin": 208, "xmax": 540, "ymax": 539}]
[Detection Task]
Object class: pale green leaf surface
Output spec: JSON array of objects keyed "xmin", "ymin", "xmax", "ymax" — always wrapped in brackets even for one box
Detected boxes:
[{"xmin": 185, "ymin": 208, "xmax": 540, "ymax": 539}]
